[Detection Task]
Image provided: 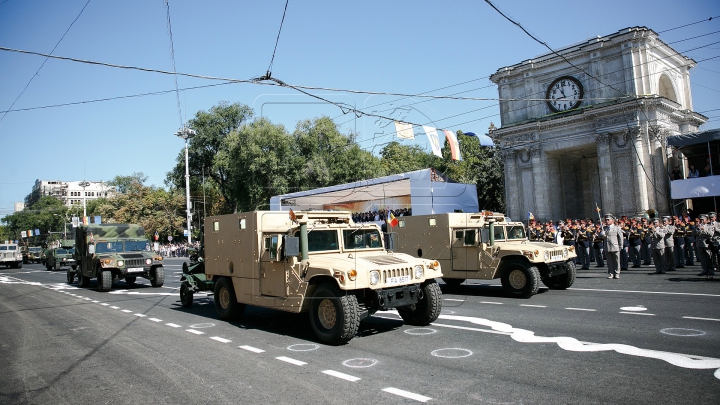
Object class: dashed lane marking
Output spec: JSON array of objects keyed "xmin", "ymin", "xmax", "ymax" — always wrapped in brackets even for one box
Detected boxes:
[
  {"xmin": 276, "ymin": 356, "xmax": 306, "ymax": 366},
  {"xmin": 683, "ymin": 316, "xmax": 720, "ymax": 322},
  {"xmin": 149, "ymin": 318, "xmax": 163, "ymax": 322},
  {"xmin": 569, "ymin": 287, "xmax": 720, "ymax": 298},
  {"xmin": 121, "ymin": 310, "xmax": 132, "ymax": 313},
  {"xmin": 239, "ymin": 345, "xmax": 265, "ymax": 353},
  {"xmin": 100, "ymin": 303, "xmax": 109, "ymax": 306},
  {"xmin": 322, "ymin": 370, "xmax": 360, "ymax": 382},
  {"xmin": 210, "ymin": 336, "xmax": 231, "ymax": 343},
  {"xmin": 480, "ymin": 301, "xmax": 503, "ymax": 305},
  {"xmin": 566, "ymin": 308, "xmax": 596, "ymax": 312},
  {"xmin": 166, "ymin": 323, "xmax": 182, "ymax": 328},
  {"xmin": 134, "ymin": 313, "xmax": 147, "ymax": 317},
  {"xmin": 443, "ymin": 298, "xmax": 464, "ymax": 302},
  {"xmin": 619, "ymin": 312, "xmax": 655, "ymax": 316},
  {"xmin": 110, "ymin": 306, "xmax": 119, "ymax": 309},
  {"xmin": 382, "ymin": 387, "xmax": 432, "ymax": 403},
  {"xmin": 186, "ymin": 329, "xmax": 204, "ymax": 335},
  {"xmin": 520, "ymin": 304, "xmax": 547, "ymax": 308},
  {"xmin": 91, "ymin": 300, "xmax": 99, "ymax": 303}
]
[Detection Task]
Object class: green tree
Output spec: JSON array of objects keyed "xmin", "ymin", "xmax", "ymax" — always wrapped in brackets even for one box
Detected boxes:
[
  {"xmin": 107, "ymin": 172, "xmax": 147, "ymax": 194},
  {"xmin": 1, "ymin": 196, "xmax": 68, "ymax": 244},
  {"xmin": 379, "ymin": 141, "xmax": 439, "ymax": 175}
]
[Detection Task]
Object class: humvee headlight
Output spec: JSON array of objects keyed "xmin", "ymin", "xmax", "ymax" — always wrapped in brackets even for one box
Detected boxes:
[
  {"xmin": 348, "ymin": 269, "xmax": 357, "ymax": 281},
  {"xmin": 563, "ymin": 249, "xmax": 568, "ymax": 258},
  {"xmin": 117, "ymin": 260, "xmax": 124, "ymax": 267},
  {"xmin": 543, "ymin": 251, "xmax": 549, "ymax": 261},
  {"xmin": 369, "ymin": 270, "xmax": 380, "ymax": 285},
  {"xmin": 414, "ymin": 265, "xmax": 424, "ymax": 279},
  {"xmin": 145, "ymin": 258, "xmax": 152, "ymax": 265}
]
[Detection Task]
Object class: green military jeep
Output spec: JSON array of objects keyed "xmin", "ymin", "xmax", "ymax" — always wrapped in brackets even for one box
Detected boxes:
[
  {"xmin": 25, "ymin": 246, "xmax": 43, "ymax": 264},
  {"xmin": 69, "ymin": 224, "xmax": 165, "ymax": 292},
  {"xmin": 46, "ymin": 245, "xmax": 77, "ymax": 271}
]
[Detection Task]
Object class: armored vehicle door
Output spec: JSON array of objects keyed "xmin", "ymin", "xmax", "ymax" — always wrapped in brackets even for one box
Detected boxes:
[
  {"xmin": 480, "ymin": 225, "xmax": 505, "ymax": 268},
  {"xmin": 451, "ymin": 229, "xmax": 479, "ymax": 271},
  {"xmin": 260, "ymin": 234, "xmax": 288, "ymax": 297}
]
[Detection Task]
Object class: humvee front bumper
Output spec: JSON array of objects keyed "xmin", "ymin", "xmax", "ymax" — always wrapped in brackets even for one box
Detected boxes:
[
  {"xmin": 374, "ymin": 284, "xmax": 421, "ymax": 311},
  {"xmin": 545, "ymin": 260, "xmax": 571, "ymax": 277}
]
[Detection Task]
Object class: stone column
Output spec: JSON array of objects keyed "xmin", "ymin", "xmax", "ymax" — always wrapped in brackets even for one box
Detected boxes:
[
  {"xmin": 628, "ymin": 127, "xmax": 649, "ymax": 214},
  {"xmin": 596, "ymin": 133, "xmax": 616, "ymax": 214},
  {"xmin": 529, "ymin": 145, "xmax": 549, "ymax": 221},
  {"xmin": 649, "ymin": 128, "xmax": 671, "ymax": 214},
  {"xmin": 500, "ymin": 150, "xmax": 518, "ymax": 219}
]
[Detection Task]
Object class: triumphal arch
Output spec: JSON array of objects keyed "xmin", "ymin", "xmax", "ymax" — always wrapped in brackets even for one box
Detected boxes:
[{"xmin": 489, "ymin": 27, "xmax": 706, "ymax": 221}]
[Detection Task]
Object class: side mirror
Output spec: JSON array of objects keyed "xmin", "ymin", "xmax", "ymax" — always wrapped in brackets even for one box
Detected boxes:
[{"xmin": 88, "ymin": 244, "xmax": 95, "ymax": 255}]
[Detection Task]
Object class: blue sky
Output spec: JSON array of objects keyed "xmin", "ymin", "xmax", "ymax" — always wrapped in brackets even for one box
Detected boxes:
[{"xmin": 1, "ymin": 0, "xmax": 719, "ymax": 216}]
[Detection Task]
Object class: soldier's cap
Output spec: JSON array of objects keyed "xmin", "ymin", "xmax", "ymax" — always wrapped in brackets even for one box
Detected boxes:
[
  {"xmin": 604, "ymin": 214, "xmax": 616, "ymax": 220},
  {"xmin": 709, "ymin": 212, "xmax": 717, "ymax": 217},
  {"xmin": 699, "ymin": 214, "xmax": 708, "ymax": 219},
  {"xmin": 652, "ymin": 218, "xmax": 660, "ymax": 223},
  {"xmin": 662, "ymin": 216, "xmax": 672, "ymax": 221}
]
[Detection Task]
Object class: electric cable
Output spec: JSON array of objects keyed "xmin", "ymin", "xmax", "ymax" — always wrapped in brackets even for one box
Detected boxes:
[
  {"xmin": 164, "ymin": 0, "xmax": 184, "ymax": 128},
  {"xmin": 266, "ymin": 0, "xmax": 289, "ymax": 78}
]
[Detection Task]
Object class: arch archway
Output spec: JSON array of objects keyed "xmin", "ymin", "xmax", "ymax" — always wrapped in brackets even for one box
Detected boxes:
[{"xmin": 658, "ymin": 74, "xmax": 678, "ymax": 103}]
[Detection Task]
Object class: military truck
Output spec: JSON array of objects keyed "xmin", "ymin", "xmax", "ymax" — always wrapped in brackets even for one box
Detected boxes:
[
  {"xmin": 0, "ymin": 243, "xmax": 23, "ymax": 268},
  {"xmin": 192, "ymin": 210, "xmax": 443, "ymax": 345},
  {"xmin": 45, "ymin": 240, "xmax": 76, "ymax": 271},
  {"xmin": 69, "ymin": 224, "xmax": 164, "ymax": 291},
  {"xmin": 394, "ymin": 212, "xmax": 577, "ymax": 298},
  {"xmin": 24, "ymin": 246, "xmax": 43, "ymax": 264}
]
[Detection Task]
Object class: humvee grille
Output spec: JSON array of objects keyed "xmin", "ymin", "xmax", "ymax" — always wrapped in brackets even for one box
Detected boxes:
[
  {"xmin": 124, "ymin": 258, "xmax": 146, "ymax": 267},
  {"xmin": 549, "ymin": 250, "xmax": 563, "ymax": 261},
  {"xmin": 382, "ymin": 267, "xmax": 411, "ymax": 283},
  {"xmin": 362, "ymin": 256, "xmax": 409, "ymax": 265}
]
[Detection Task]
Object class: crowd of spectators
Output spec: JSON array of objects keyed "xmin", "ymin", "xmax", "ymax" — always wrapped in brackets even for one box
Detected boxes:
[
  {"xmin": 155, "ymin": 242, "xmax": 199, "ymax": 258},
  {"xmin": 352, "ymin": 208, "xmax": 412, "ymax": 223}
]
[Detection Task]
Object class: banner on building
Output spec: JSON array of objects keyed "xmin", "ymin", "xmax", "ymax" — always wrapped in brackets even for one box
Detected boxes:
[
  {"xmin": 443, "ymin": 129, "xmax": 462, "ymax": 161},
  {"xmin": 94, "ymin": 216, "xmax": 102, "ymax": 225},
  {"xmin": 394, "ymin": 121, "xmax": 414, "ymax": 140},
  {"xmin": 21, "ymin": 231, "xmax": 27, "ymax": 238},
  {"xmin": 422, "ymin": 125, "xmax": 443, "ymax": 157},
  {"xmin": 35, "ymin": 229, "xmax": 40, "ymax": 236}
]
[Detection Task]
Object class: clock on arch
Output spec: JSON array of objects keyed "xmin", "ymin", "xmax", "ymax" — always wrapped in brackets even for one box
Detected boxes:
[{"xmin": 546, "ymin": 76, "xmax": 584, "ymax": 112}]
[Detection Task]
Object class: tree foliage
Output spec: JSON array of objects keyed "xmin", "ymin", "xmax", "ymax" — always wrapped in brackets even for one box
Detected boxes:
[{"xmin": 1, "ymin": 196, "xmax": 68, "ymax": 243}]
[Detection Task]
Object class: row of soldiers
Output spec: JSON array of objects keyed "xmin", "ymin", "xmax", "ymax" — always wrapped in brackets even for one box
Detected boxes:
[{"xmin": 527, "ymin": 213, "xmax": 717, "ymax": 276}]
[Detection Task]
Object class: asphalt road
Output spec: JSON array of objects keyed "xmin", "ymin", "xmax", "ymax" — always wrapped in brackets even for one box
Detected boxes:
[{"xmin": 1, "ymin": 258, "xmax": 719, "ymax": 404}]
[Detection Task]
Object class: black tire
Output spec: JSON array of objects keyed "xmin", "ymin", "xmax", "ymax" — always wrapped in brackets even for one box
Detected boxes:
[
  {"xmin": 309, "ymin": 282, "xmax": 359, "ymax": 345},
  {"xmin": 125, "ymin": 276, "xmax": 136, "ymax": 285},
  {"xmin": 98, "ymin": 270, "xmax": 112, "ymax": 292},
  {"xmin": 150, "ymin": 266, "xmax": 164, "ymax": 287},
  {"xmin": 77, "ymin": 270, "xmax": 90, "ymax": 288},
  {"xmin": 542, "ymin": 261, "xmax": 577, "ymax": 290},
  {"xmin": 397, "ymin": 280, "xmax": 443, "ymax": 326},
  {"xmin": 500, "ymin": 260, "xmax": 540, "ymax": 298},
  {"xmin": 17, "ymin": 262, "xmax": 22, "ymax": 269},
  {"xmin": 54, "ymin": 262, "xmax": 60, "ymax": 271},
  {"xmin": 182, "ymin": 262, "xmax": 189, "ymax": 274},
  {"xmin": 442, "ymin": 277, "xmax": 465, "ymax": 287},
  {"xmin": 180, "ymin": 282, "xmax": 193, "ymax": 308},
  {"xmin": 46, "ymin": 263, "xmax": 52, "ymax": 271},
  {"xmin": 71, "ymin": 265, "xmax": 77, "ymax": 270},
  {"xmin": 214, "ymin": 277, "xmax": 244, "ymax": 321},
  {"xmin": 66, "ymin": 269, "xmax": 75, "ymax": 284}
]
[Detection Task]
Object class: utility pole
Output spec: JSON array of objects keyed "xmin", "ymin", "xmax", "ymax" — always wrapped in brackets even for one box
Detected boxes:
[
  {"xmin": 79, "ymin": 181, "xmax": 90, "ymax": 221},
  {"xmin": 174, "ymin": 126, "xmax": 196, "ymax": 244}
]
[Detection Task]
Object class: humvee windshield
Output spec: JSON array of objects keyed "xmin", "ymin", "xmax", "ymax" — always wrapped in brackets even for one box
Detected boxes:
[
  {"xmin": 29, "ymin": 247, "xmax": 42, "ymax": 252},
  {"xmin": 125, "ymin": 240, "xmax": 150, "ymax": 251},
  {"xmin": 0, "ymin": 245, "xmax": 17, "ymax": 251},
  {"xmin": 55, "ymin": 248, "xmax": 74, "ymax": 255},
  {"xmin": 342, "ymin": 229, "xmax": 382, "ymax": 250},
  {"xmin": 506, "ymin": 225, "xmax": 526, "ymax": 240},
  {"xmin": 306, "ymin": 230, "xmax": 339, "ymax": 252},
  {"xmin": 95, "ymin": 240, "xmax": 149, "ymax": 253}
]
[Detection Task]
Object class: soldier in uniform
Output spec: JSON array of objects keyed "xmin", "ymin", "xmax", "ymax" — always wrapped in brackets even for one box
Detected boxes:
[
  {"xmin": 662, "ymin": 216, "xmax": 676, "ymax": 272},
  {"xmin": 673, "ymin": 217, "xmax": 686, "ymax": 268},
  {"xmin": 710, "ymin": 212, "xmax": 720, "ymax": 272},
  {"xmin": 628, "ymin": 218, "xmax": 643, "ymax": 268},
  {"xmin": 587, "ymin": 219, "xmax": 597, "ymax": 263},
  {"xmin": 696, "ymin": 214, "xmax": 715, "ymax": 276},
  {"xmin": 640, "ymin": 217, "xmax": 653, "ymax": 265},
  {"xmin": 619, "ymin": 217, "xmax": 630, "ymax": 271},
  {"xmin": 592, "ymin": 225, "xmax": 605, "ymax": 267},
  {"xmin": 576, "ymin": 222, "xmax": 591, "ymax": 270},
  {"xmin": 561, "ymin": 222, "xmax": 575, "ymax": 253},
  {"xmin": 603, "ymin": 214, "xmax": 624, "ymax": 279},
  {"xmin": 683, "ymin": 214, "xmax": 696, "ymax": 265},
  {"xmin": 650, "ymin": 218, "xmax": 667, "ymax": 274}
]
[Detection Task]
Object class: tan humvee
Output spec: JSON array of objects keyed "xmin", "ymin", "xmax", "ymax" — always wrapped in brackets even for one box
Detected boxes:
[
  {"xmin": 394, "ymin": 212, "xmax": 577, "ymax": 298},
  {"xmin": 204, "ymin": 211, "xmax": 443, "ymax": 345}
]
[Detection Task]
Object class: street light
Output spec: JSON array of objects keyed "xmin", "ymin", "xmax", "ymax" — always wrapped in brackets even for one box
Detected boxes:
[
  {"xmin": 79, "ymin": 181, "xmax": 90, "ymax": 220},
  {"xmin": 175, "ymin": 126, "xmax": 196, "ymax": 244}
]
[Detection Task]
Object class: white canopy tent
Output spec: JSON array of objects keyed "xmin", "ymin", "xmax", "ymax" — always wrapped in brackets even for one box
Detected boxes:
[{"xmin": 269, "ymin": 168, "xmax": 479, "ymax": 215}]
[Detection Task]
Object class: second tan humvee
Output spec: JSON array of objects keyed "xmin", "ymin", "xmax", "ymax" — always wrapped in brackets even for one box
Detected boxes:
[{"xmin": 394, "ymin": 212, "xmax": 577, "ymax": 298}]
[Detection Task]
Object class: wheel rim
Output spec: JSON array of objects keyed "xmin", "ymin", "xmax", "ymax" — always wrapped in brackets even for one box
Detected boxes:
[
  {"xmin": 181, "ymin": 285, "xmax": 191, "ymax": 303},
  {"xmin": 317, "ymin": 299, "xmax": 337, "ymax": 329},
  {"xmin": 219, "ymin": 287, "xmax": 231, "ymax": 310},
  {"xmin": 508, "ymin": 269, "xmax": 527, "ymax": 289}
]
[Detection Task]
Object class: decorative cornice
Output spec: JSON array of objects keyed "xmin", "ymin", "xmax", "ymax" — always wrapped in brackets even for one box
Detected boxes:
[
  {"xmin": 595, "ymin": 113, "xmax": 637, "ymax": 128},
  {"xmin": 498, "ymin": 149, "xmax": 517, "ymax": 161},
  {"xmin": 500, "ymin": 132, "xmax": 536, "ymax": 148},
  {"xmin": 596, "ymin": 133, "xmax": 612, "ymax": 144},
  {"xmin": 528, "ymin": 145, "xmax": 543, "ymax": 157}
]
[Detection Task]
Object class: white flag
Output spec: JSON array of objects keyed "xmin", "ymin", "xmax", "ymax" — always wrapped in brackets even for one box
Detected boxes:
[
  {"xmin": 21, "ymin": 231, "xmax": 27, "ymax": 238},
  {"xmin": 394, "ymin": 121, "xmax": 414, "ymax": 140},
  {"xmin": 423, "ymin": 125, "xmax": 443, "ymax": 157},
  {"xmin": 444, "ymin": 129, "xmax": 462, "ymax": 161}
]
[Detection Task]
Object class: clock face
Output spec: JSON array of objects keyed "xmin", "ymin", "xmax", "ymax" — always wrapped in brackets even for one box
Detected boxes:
[{"xmin": 546, "ymin": 76, "xmax": 583, "ymax": 112}]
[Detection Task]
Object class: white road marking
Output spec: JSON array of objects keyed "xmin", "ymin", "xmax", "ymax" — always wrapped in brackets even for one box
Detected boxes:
[
  {"xmin": 683, "ymin": 316, "xmax": 720, "ymax": 322},
  {"xmin": 239, "ymin": 345, "xmax": 265, "ymax": 353},
  {"xmin": 149, "ymin": 318, "xmax": 163, "ymax": 322},
  {"xmin": 186, "ymin": 329, "xmax": 204, "ymax": 335},
  {"xmin": 569, "ymin": 287, "xmax": 720, "ymax": 298},
  {"xmin": 287, "ymin": 344, "xmax": 319, "ymax": 352},
  {"xmin": 443, "ymin": 298, "xmax": 464, "ymax": 302},
  {"xmin": 342, "ymin": 358, "xmax": 378, "ymax": 368},
  {"xmin": 110, "ymin": 306, "xmax": 119, "ymax": 309},
  {"xmin": 100, "ymin": 303, "xmax": 109, "ymax": 306},
  {"xmin": 480, "ymin": 301, "xmax": 503, "ymax": 305},
  {"xmin": 566, "ymin": 308, "xmax": 596, "ymax": 311},
  {"xmin": 520, "ymin": 304, "xmax": 547, "ymax": 308},
  {"xmin": 83, "ymin": 298, "xmax": 92, "ymax": 301},
  {"xmin": 109, "ymin": 291, "xmax": 176, "ymax": 296},
  {"xmin": 91, "ymin": 300, "xmax": 99, "ymax": 303},
  {"xmin": 620, "ymin": 306, "xmax": 647, "ymax": 312},
  {"xmin": 276, "ymin": 356, "xmax": 306, "ymax": 366},
  {"xmin": 121, "ymin": 310, "xmax": 132, "ymax": 313},
  {"xmin": 619, "ymin": 312, "xmax": 655, "ymax": 316},
  {"xmin": 322, "ymin": 370, "xmax": 360, "ymax": 382},
  {"xmin": 439, "ymin": 315, "xmax": 720, "ymax": 379},
  {"xmin": 134, "ymin": 313, "xmax": 147, "ymax": 317},
  {"xmin": 382, "ymin": 387, "xmax": 432, "ymax": 403},
  {"xmin": 431, "ymin": 348, "xmax": 473, "ymax": 358},
  {"xmin": 210, "ymin": 336, "xmax": 231, "ymax": 343},
  {"xmin": 166, "ymin": 323, "xmax": 182, "ymax": 328},
  {"xmin": 431, "ymin": 322, "xmax": 510, "ymax": 335}
]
